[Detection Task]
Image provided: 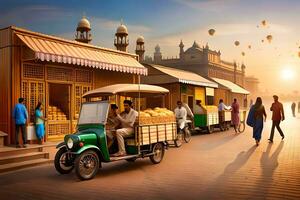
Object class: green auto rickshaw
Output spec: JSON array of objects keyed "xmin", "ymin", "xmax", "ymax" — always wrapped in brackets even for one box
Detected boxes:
[{"xmin": 54, "ymin": 84, "xmax": 177, "ymax": 180}]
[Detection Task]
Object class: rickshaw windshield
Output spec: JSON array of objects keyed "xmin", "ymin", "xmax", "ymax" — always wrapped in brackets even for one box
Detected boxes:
[{"xmin": 78, "ymin": 101, "xmax": 109, "ymax": 125}]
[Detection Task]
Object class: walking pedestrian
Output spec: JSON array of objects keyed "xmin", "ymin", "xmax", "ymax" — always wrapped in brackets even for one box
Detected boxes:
[
  {"xmin": 35, "ymin": 102, "xmax": 46, "ymax": 145},
  {"xmin": 231, "ymin": 98, "xmax": 240, "ymax": 133},
  {"xmin": 252, "ymin": 97, "xmax": 267, "ymax": 146},
  {"xmin": 13, "ymin": 97, "xmax": 28, "ymax": 148},
  {"xmin": 291, "ymin": 102, "xmax": 296, "ymax": 117},
  {"xmin": 269, "ymin": 95, "xmax": 285, "ymax": 143}
]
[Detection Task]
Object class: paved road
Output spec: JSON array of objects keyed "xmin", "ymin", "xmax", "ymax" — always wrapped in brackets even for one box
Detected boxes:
[{"xmin": 0, "ymin": 103, "xmax": 299, "ymax": 200}]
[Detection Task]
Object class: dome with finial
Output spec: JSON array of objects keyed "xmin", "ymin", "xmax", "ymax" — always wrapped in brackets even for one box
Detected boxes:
[
  {"xmin": 77, "ymin": 16, "xmax": 91, "ymax": 31},
  {"xmin": 192, "ymin": 41, "xmax": 200, "ymax": 48},
  {"xmin": 116, "ymin": 24, "xmax": 128, "ymax": 34},
  {"xmin": 185, "ymin": 40, "xmax": 202, "ymax": 54},
  {"xmin": 136, "ymin": 36, "xmax": 144, "ymax": 43}
]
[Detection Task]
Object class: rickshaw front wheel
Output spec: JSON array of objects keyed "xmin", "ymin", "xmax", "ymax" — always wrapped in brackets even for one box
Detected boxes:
[
  {"xmin": 150, "ymin": 143, "xmax": 165, "ymax": 164},
  {"xmin": 54, "ymin": 147, "xmax": 74, "ymax": 174},
  {"xmin": 75, "ymin": 150, "xmax": 100, "ymax": 180}
]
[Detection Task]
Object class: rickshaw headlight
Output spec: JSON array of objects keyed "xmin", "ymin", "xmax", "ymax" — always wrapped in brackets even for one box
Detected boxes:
[{"xmin": 67, "ymin": 138, "xmax": 74, "ymax": 149}]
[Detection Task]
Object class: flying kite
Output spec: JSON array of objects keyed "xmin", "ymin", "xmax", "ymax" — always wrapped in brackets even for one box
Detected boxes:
[
  {"xmin": 266, "ymin": 35, "xmax": 273, "ymax": 43},
  {"xmin": 208, "ymin": 29, "xmax": 215, "ymax": 36}
]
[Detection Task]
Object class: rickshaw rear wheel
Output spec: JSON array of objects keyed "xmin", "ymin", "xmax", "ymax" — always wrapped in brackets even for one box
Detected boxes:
[
  {"xmin": 184, "ymin": 128, "xmax": 192, "ymax": 143},
  {"xmin": 75, "ymin": 150, "xmax": 100, "ymax": 180},
  {"xmin": 54, "ymin": 147, "xmax": 74, "ymax": 174},
  {"xmin": 150, "ymin": 143, "xmax": 165, "ymax": 164}
]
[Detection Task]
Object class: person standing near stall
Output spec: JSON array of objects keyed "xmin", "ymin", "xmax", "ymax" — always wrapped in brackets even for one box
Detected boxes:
[
  {"xmin": 13, "ymin": 97, "xmax": 28, "ymax": 148},
  {"xmin": 231, "ymin": 98, "xmax": 240, "ymax": 133},
  {"xmin": 218, "ymin": 99, "xmax": 231, "ymax": 131},
  {"xmin": 35, "ymin": 102, "xmax": 46, "ymax": 145}
]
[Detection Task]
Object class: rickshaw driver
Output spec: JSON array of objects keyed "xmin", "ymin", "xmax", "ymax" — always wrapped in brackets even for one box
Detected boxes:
[
  {"xmin": 112, "ymin": 100, "xmax": 138, "ymax": 157},
  {"xmin": 106, "ymin": 104, "xmax": 121, "ymax": 148},
  {"xmin": 174, "ymin": 101, "xmax": 187, "ymax": 131}
]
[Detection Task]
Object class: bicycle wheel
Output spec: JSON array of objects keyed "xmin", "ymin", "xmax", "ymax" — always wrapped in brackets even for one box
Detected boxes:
[{"xmin": 238, "ymin": 122, "xmax": 245, "ymax": 133}]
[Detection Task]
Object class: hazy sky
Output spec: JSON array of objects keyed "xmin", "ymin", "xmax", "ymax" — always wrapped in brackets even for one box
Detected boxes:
[{"xmin": 1, "ymin": 0, "xmax": 300, "ymax": 94}]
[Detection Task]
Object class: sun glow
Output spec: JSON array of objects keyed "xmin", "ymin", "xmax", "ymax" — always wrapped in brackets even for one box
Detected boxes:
[{"xmin": 281, "ymin": 68, "xmax": 295, "ymax": 80}]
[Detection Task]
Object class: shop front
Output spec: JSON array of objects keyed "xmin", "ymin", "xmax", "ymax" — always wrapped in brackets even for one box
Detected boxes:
[
  {"xmin": 211, "ymin": 78, "xmax": 250, "ymax": 108},
  {"xmin": 0, "ymin": 26, "xmax": 147, "ymax": 145},
  {"xmin": 141, "ymin": 64, "xmax": 218, "ymax": 111}
]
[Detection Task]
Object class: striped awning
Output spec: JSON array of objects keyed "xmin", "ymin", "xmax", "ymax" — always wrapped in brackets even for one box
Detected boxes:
[
  {"xmin": 16, "ymin": 33, "xmax": 147, "ymax": 75},
  {"xmin": 212, "ymin": 78, "xmax": 250, "ymax": 94},
  {"xmin": 143, "ymin": 64, "xmax": 218, "ymax": 88}
]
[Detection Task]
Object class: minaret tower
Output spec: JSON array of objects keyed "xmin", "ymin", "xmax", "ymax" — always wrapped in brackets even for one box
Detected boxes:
[
  {"xmin": 135, "ymin": 36, "xmax": 145, "ymax": 62},
  {"xmin": 75, "ymin": 15, "xmax": 92, "ymax": 43},
  {"xmin": 179, "ymin": 40, "xmax": 184, "ymax": 60},
  {"xmin": 114, "ymin": 21, "xmax": 129, "ymax": 52},
  {"xmin": 154, "ymin": 44, "xmax": 162, "ymax": 64}
]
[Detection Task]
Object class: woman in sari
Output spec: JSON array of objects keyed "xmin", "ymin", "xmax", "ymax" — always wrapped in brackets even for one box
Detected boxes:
[
  {"xmin": 35, "ymin": 102, "xmax": 46, "ymax": 145},
  {"xmin": 252, "ymin": 97, "xmax": 267, "ymax": 146},
  {"xmin": 231, "ymin": 98, "xmax": 240, "ymax": 133}
]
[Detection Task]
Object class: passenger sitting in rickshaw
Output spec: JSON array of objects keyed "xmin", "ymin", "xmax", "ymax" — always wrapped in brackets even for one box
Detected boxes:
[
  {"xmin": 106, "ymin": 104, "xmax": 120, "ymax": 148},
  {"xmin": 194, "ymin": 100, "xmax": 206, "ymax": 114},
  {"xmin": 112, "ymin": 100, "xmax": 138, "ymax": 157},
  {"xmin": 174, "ymin": 101, "xmax": 187, "ymax": 131}
]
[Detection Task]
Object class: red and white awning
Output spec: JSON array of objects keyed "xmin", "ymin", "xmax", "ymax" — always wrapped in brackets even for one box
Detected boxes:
[{"xmin": 16, "ymin": 33, "xmax": 147, "ymax": 75}]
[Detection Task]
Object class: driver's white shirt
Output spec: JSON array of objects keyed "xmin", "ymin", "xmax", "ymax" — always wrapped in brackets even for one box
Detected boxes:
[
  {"xmin": 174, "ymin": 107, "xmax": 187, "ymax": 129},
  {"xmin": 117, "ymin": 108, "xmax": 138, "ymax": 128}
]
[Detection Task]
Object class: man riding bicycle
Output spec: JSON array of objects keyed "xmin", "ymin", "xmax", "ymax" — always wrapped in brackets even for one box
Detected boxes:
[{"xmin": 174, "ymin": 101, "xmax": 188, "ymax": 131}]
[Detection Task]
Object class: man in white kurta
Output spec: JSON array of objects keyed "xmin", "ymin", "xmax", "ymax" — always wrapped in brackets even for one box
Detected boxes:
[
  {"xmin": 113, "ymin": 100, "xmax": 138, "ymax": 157},
  {"xmin": 174, "ymin": 101, "xmax": 187, "ymax": 130}
]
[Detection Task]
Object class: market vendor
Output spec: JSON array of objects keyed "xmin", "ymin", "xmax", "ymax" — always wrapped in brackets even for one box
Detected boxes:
[
  {"xmin": 174, "ymin": 100, "xmax": 187, "ymax": 131},
  {"xmin": 218, "ymin": 99, "xmax": 231, "ymax": 131},
  {"xmin": 112, "ymin": 100, "xmax": 138, "ymax": 157}
]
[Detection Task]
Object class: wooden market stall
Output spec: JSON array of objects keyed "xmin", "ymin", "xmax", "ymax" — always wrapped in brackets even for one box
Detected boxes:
[
  {"xmin": 0, "ymin": 26, "xmax": 147, "ymax": 145},
  {"xmin": 211, "ymin": 78, "xmax": 250, "ymax": 108},
  {"xmin": 141, "ymin": 64, "xmax": 218, "ymax": 111}
]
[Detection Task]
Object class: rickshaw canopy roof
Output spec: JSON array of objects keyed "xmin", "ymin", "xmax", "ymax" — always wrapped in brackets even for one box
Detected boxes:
[{"xmin": 82, "ymin": 84, "xmax": 169, "ymax": 98}]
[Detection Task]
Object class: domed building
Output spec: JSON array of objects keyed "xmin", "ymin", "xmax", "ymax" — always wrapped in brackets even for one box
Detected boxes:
[
  {"xmin": 114, "ymin": 23, "xmax": 129, "ymax": 52},
  {"xmin": 75, "ymin": 16, "xmax": 92, "ymax": 43}
]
